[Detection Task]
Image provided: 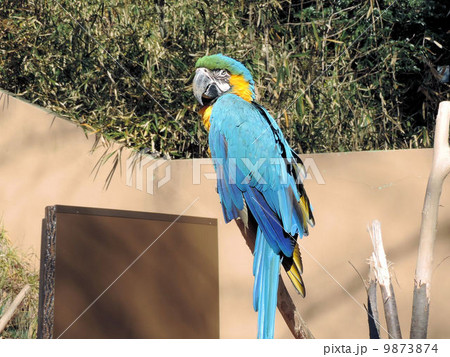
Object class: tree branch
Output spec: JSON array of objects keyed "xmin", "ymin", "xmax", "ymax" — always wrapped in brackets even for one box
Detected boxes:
[
  {"xmin": 0, "ymin": 284, "xmax": 31, "ymax": 334},
  {"xmin": 411, "ymin": 101, "xmax": 450, "ymax": 339}
]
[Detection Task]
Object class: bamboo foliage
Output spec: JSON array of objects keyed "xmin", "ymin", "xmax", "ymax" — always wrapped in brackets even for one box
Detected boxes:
[{"xmin": 0, "ymin": 0, "xmax": 448, "ymax": 158}]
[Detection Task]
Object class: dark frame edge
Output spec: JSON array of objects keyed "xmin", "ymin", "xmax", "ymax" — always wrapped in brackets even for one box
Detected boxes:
[
  {"xmin": 37, "ymin": 206, "xmax": 57, "ymax": 339},
  {"xmin": 53, "ymin": 204, "xmax": 217, "ymax": 226}
]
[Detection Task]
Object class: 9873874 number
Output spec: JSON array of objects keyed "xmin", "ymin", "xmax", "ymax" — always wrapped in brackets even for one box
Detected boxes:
[{"xmin": 383, "ymin": 344, "xmax": 438, "ymax": 354}]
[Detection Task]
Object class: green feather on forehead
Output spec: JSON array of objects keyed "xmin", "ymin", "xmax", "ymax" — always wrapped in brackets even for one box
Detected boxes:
[{"xmin": 195, "ymin": 54, "xmax": 254, "ymax": 85}]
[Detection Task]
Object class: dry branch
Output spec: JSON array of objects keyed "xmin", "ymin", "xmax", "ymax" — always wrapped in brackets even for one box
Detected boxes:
[
  {"xmin": 368, "ymin": 220, "xmax": 402, "ymax": 339},
  {"xmin": 235, "ymin": 218, "xmax": 314, "ymax": 339},
  {"xmin": 367, "ymin": 261, "xmax": 381, "ymax": 339},
  {"xmin": 0, "ymin": 284, "xmax": 31, "ymax": 334},
  {"xmin": 277, "ymin": 276, "xmax": 315, "ymax": 339},
  {"xmin": 411, "ymin": 101, "xmax": 450, "ymax": 339}
]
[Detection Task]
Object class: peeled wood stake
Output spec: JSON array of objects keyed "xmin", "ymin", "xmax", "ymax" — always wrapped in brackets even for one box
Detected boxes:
[
  {"xmin": 0, "ymin": 284, "xmax": 31, "ymax": 334},
  {"xmin": 368, "ymin": 220, "xmax": 402, "ymax": 339},
  {"xmin": 411, "ymin": 101, "xmax": 450, "ymax": 339}
]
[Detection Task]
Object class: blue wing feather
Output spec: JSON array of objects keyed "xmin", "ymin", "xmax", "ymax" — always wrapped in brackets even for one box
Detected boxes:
[{"xmin": 209, "ymin": 94, "xmax": 307, "ymax": 247}]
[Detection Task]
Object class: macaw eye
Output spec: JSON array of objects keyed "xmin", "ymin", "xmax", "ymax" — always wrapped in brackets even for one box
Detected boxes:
[{"xmin": 215, "ymin": 69, "xmax": 229, "ymax": 78}]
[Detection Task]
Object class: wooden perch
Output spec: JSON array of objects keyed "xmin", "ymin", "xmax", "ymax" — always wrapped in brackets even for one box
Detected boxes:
[
  {"xmin": 235, "ymin": 218, "xmax": 314, "ymax": 339},
  {"xmin": 277, "ymin": 275, "xmax": 315, "ymax": 339},
  {"xmin": 411, "ymin": 101, "xmax": 450, "ymax": 339},
  {"xmin": 0, "ymin": 284, "xmax": 31, "ymax": 334},
  {"xmin": 368, "ymin": 220, "xmax": 402, "ymax": 339}
]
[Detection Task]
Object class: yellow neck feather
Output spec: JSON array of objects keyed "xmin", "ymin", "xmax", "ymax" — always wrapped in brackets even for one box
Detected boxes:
[
  {"xmin": 199, "ymin": 105, "xmax": 212, "ymax": 131},
  {"xmin": 229, "ymin": 74, "xmax": 253, "ymax": 102}
]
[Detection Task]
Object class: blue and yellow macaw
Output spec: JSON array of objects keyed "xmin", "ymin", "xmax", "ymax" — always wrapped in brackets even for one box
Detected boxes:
[{"xmin": 193, "ymin": 54, "xmax": 314, "ymax": 339}]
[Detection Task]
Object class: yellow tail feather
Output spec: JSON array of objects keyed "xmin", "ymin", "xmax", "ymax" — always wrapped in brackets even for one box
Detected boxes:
[{"xmin": 285, "ymin": 244, "xmax": 306, "ymax": 297}]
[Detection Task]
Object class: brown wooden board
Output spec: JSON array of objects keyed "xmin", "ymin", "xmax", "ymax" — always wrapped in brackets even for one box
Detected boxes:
[{"xmin": 38, "ymin": 205, "xmax": 219, "ymax": 338}]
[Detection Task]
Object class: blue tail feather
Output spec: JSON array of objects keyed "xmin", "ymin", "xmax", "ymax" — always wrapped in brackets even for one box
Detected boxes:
[{"xmin": 253, "ymin": 227, "xmax": 281, "ymax": 339}]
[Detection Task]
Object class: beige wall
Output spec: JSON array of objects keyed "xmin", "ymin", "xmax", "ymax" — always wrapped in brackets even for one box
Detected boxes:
[{"xmin": 1, "ymin": 89, "xmax": 449, "ymax": 338}]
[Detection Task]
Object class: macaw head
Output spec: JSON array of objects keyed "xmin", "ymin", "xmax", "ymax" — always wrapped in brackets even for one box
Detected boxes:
[{"xmin": 193, "ymin": 54, "xmax": 255, "ymax": 107}]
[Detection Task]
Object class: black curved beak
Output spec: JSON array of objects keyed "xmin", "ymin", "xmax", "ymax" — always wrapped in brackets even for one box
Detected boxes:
[{"xmin": 193, "ymin": 67, "xmax": 220, "ymax": 106}]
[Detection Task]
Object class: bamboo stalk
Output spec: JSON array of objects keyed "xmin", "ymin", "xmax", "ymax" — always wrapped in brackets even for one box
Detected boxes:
[{"xmin": 411, "ymin": 101, "xmax": 450, "ymax": 339}]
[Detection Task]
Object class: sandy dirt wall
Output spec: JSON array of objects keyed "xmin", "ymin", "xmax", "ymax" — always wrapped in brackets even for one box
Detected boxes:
[{"xmin": 1, "ymin": 90, "xmax": 449, "ymax": 338}]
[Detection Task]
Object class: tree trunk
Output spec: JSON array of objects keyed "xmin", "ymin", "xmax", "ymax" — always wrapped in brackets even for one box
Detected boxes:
[{"xmin": 410, "ymin": 101, "xmax": 450, "ymax": 339}]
